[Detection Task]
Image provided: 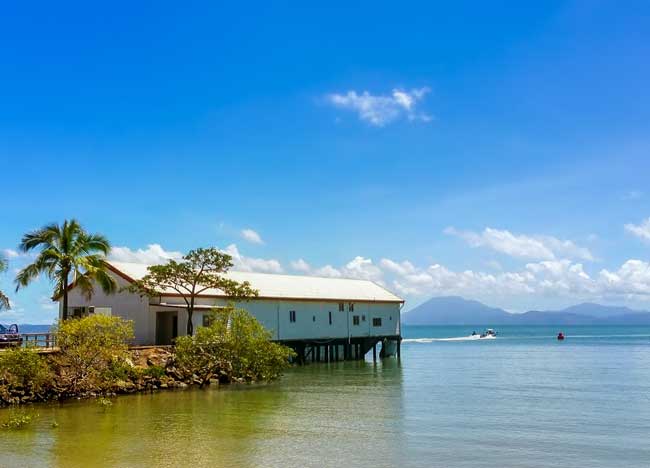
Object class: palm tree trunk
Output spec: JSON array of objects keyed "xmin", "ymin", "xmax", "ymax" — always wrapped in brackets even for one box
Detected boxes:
[
  {"xmin": 61, "ymin": 269, "xmax": 69, "ymax": 321},
  {"xmin": 62, "ymin": 282, "xmax": 68, "ymax": 321}
]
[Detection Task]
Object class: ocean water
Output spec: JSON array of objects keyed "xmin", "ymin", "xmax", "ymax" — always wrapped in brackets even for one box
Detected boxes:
[{"xmin": 1, "ymin": 325, "xmax": 650, "ymax": 467}]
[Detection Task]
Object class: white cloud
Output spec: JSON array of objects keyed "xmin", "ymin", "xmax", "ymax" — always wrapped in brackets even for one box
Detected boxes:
[
  {"xmin": 223, "ymin": 244, "xmax": 283, "ymax": 274},
  {"xmin": 537, "ymin": 236, "xmax": 595, "ymax": 261},
  {"xmin": 598, "ymin": 260, "xmax": 650, "ymax": 297},
  {"xmin": 289, "ymin": 256, "xmax": 384, "ymax": 282},
  {"xmin": 444, "ymin": 227, "xmax": 594, "ymax": 261},
  {"xmin": 2, "ymin": 249, "xmax": 21, "ymax": 259},
  {"xmin": 290, "ymin": 258, "xmax": 311, "ymax": 273},
  {"xmin": 240, "ymin": 228, "xmax": 264, "ymax": 245},
  {"xmin": 624, "ymin": 218, "xmax": 650, "ymax": 242},
  {"xmin": 326, "ymin": 87, "xmax": 431, "ymax": 126},
  {"xmin": 342, "ymin": 256, "xmax": 383, "ymax": 282},
  {"xmin": 109, "ymin": 244, "xmax": 183, "ymax": 264},
  {"xmin": 379, "ymin": 258, "xmax": 417, "ymax": 276}
]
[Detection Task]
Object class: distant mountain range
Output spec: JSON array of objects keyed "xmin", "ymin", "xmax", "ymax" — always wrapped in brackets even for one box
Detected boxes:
[{"xmin": 403, "ymin": 296, "xmax": 650, "ymax": 325}]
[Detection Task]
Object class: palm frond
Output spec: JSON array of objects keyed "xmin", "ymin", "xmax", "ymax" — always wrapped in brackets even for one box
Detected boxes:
[
  {"xmin": 0, "ymin": 290, "xmax": 9, "ymax": 311},
  {"xmin": 82, "ymin": 233, "xmax": 111, "ymax": 255},
  {"xmin": 93, "ymin": 268, "xmax": 117, "ymax": 295},
  {"xmin": 15, "ymin": 263, "xmax": 42, "ymax": 290},
  {"xmin": 19, "ymin": 222, "xmax": 60, "ymax": 252},
  {"xmin": 75, "ymin": 273, "xmax": 95, "ymax": 301}
]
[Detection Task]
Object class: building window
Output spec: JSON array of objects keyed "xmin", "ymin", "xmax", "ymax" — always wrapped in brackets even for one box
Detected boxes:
[
  {"xmin": 289, "ymin": 310, "xmax": 296, "ymax": 323},
  {"xmin": 353, "ymin": 315, "xmax": 360, "ymax": 326},
  {"xmin": 338, "ymin": 303, "xmax": 344, "ymax": 312},
  {"xmin": 349, "ymin": 302, "xmax": 354, "ymax": 312},
  {"xmin": 372, "ymin": 318, "xmax": 382, "ymax": 327},
  {"xmin": 329, "ymin": 311, "xmax": 332, "ymax": 325},
  {"xmin": 202, "ymin": 314, "xmax": 213, "ymax": 327},
  {"xmin": 362, "ymin": 315, "xmax": 366, "ymax": 322}
]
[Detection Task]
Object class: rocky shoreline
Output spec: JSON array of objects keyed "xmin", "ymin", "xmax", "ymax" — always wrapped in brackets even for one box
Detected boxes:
[{"xmin": 0, "ymin": 347, "xmax": 234, "ymax": 407}]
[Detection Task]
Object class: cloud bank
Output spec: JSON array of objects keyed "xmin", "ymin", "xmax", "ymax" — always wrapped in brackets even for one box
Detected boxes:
[{"xmin": 96, "ymin": 219, "xmax": 650, "ymax": 311}]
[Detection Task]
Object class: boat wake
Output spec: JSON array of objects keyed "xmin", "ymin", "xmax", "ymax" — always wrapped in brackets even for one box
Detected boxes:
[{"xmin": 403, "ymin": 335, "xmax": 496, "ymax": 343}]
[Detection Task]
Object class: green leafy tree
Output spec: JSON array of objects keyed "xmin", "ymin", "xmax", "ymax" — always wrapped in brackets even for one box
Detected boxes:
[
  {"xmin": 174, "ymin": 307, "xmax": 294, "ymax": 386},
  {"xmin": 128, "ymin": 247, "xmax": 258, "ymax": 336},
  {"xmin": 14, "ymin": 219, "xmax": 117, "ymax": 320},
  {"xmin": 0, "ymin": 256, "xmax": 9, "ymax": 311},
  {"xmin": 53, "ymin": 314, "xmax": 134, "ymax": 393}
]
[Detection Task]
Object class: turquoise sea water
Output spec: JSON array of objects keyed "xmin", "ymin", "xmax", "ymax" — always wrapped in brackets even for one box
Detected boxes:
[{"xmin": 1, "ymin": 325, "xmax": 650, "ymax": 467}]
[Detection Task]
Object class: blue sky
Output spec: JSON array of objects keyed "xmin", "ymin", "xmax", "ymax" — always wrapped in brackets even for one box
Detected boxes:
[{"xmin": 1, "ymin": 1, "xmax": 650, "ymax": 323}]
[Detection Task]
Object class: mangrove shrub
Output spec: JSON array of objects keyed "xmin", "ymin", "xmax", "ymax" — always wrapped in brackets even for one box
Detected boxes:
[
  {"xmin": 174, "ymin": 307, "xmax": 294, "ymax": 385},
  {"xmin": 53, "ymin": 314, "xmax": 134, "ymax": 393},
  {"xmin": 0, "ymin": 347, "xmax": 51, "ymax": 394}
]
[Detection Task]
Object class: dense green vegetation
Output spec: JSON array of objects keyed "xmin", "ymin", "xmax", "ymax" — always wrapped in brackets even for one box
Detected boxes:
[
  {"xmin": 175, "ymin": 307, "xmax": 295, "ymax": 386},
  {"xmin": 53, "ymin": 314, "xmax": 135, "ymax": 394},
  {"xmin": 0, "ymin": 347, "xmax": 51, "ymax": 396},
  {"xmin": 0, "ymin": 312, "xmax": 293, "ymax": 407}
]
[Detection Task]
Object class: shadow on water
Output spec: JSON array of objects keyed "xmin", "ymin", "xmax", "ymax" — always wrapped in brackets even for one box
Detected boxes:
[{"xmin": 0, "ymin": 358, "xmax": 404, "ymax": 468}]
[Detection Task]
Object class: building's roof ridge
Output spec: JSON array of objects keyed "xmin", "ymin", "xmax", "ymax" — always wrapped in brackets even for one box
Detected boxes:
[{"xmin": 106, "ymin": 260, "xmax": 404, "ymax": 303}]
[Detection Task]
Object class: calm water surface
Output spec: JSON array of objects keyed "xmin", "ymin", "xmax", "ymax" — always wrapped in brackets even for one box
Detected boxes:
[{"xmin": 2, "ymin": 325, "xmax": 650, "ymax": 467}]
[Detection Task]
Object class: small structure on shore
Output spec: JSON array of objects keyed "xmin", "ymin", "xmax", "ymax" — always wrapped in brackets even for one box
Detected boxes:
[{"xmin": 58, "ymin": 261, "xmax": 404, "ymax": 362}]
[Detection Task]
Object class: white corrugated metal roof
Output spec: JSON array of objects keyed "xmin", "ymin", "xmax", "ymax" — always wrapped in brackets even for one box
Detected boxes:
[{"xmin": 108, "ymin": 261, "xmax": 403, "ymax": 303}]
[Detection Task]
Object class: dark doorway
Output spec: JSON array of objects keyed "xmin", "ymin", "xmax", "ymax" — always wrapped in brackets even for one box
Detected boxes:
[{"xmin": 156, "ymin": 311, "xmax": 178, "ymax": 345}]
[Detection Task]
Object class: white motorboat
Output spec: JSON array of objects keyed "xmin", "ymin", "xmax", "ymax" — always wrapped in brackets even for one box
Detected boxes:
[{"xmin": 480, "ymin": 328, "xmax": 497, "ymax": 338}]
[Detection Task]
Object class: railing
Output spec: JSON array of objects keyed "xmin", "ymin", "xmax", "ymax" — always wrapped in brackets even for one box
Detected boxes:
[{"xmin": 21, "ymin": 332, "xmax": 57, "ymax": 350}]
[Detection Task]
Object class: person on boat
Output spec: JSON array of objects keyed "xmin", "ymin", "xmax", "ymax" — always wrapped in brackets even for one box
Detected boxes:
[{"xmin": 472, "ymin": 331, "xmax": 477, "ymax": 336}]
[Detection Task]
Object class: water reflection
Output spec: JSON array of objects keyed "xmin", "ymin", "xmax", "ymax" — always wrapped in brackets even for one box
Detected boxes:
[{"xmin": 0, "ymin": 359, "xmax": 404, "ymax": 468}]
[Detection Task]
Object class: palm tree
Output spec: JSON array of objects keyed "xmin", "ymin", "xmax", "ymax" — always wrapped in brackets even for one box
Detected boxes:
[
  {"xmin": 15, "ymin": 219, "xmax": 117, "ymax": 320},
  {"xmin": 0, "ymin": 255, "xmax": 10, "ymax": 311}
]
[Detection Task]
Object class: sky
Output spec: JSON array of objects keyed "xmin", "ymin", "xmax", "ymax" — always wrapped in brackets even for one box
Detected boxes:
[{"xmin": 1, "ymin": 1, "xmax": 650, "ymax": 323}]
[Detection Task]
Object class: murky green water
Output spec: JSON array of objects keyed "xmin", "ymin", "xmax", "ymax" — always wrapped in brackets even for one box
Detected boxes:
[
  {"xmin": 2, "ymin": 326, "xmax": 650, "ymax": 468},
  {"xmin": 1, "ymin": 360, "xmax": 403, "ymax": 468}
]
